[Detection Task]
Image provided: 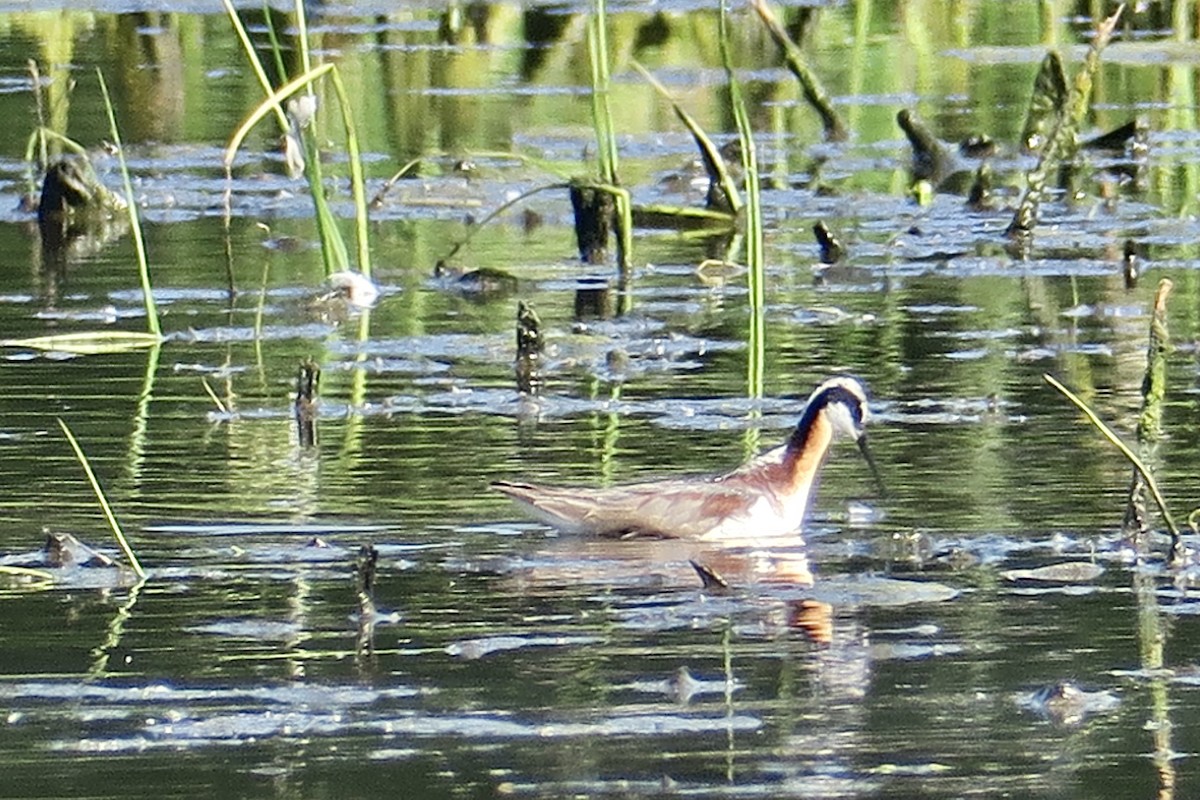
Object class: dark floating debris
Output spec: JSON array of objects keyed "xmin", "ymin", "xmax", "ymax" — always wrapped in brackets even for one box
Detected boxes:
[
  {"xmin": 1019, "ymin": 681, "xmax": 1119, "ymax": 726},
  {"xmin": 356, "ymin": 544, "xmax": 378, "ymax": 619},
  {"xmin": 1020, "ymin": 51, "xmax": 1068, "ymax": 155},
  {"xmin": 355, "ymin": 544, "xmax": 380, "ymax": 657},
  {"xmin": 36, "ymin": 158, "xmax": 123, "ymax": 228},
  {"xmin": 433, "ymin": 262, "xmax": 518, "ymax": 298},
  {"xmin": 574, "ymin": 276, "xmax": 613, "ymax": 321},
  {"xmin": 813, "ymin": 220, "xmax": 845, "ymax": 265},
  {"xmin": 705, "ymin": 139, "xmax": 743, "ymax": 213},
  {"xmin": 569, "ymin": 180, "xmax": 614, "ymax": 265},
  {"xmin": 966, "ymin": 162, "xmax": 994, "ymax": 211},
  {"xmin": 897, "ymin": 109, "xmax": 951, "ymax": 185},
  {"xmin": 36, "ymin": 157, "xmax": 127, "ymax": 255},
  {"xmin": 690, "ymin": 560, "xmax": 730, "ymax": 593},
  {"xmin": 1001, "ymin": 561, "xmax": 1104, "ymax": 583},
  {"xmin": 957, "ymin": 133, "xmax": 997, "ymax": 160},
  {"xmin": 41, "ymin": 531, "xmax": 115, "ymax": 569},
  {"xmin": 896, "ymin": 109, "xmax": 987, "ymax": 195},
  {"xmin": 515, "ymin": 300, "xmax": 543, "ymax": 396},
  {"xmin": 294, "ymin": 359, "xmax": 320, "ymax": 448},
  {"xmin": 516, "ymin": 300, "xmax": 543, "ymax": 360},
  {"xmin": 1123, "ymin": 239, "xmax": 1139, "ymax": 290},
  {"xmin": 1082, "ymin": 117, "xmax": 1146, "ymax": 153}
]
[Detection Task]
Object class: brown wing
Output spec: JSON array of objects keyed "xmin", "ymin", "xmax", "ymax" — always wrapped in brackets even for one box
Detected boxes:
[{"xmin": 491, "ymin": 479, "xmax": 759, "ymax": 539}]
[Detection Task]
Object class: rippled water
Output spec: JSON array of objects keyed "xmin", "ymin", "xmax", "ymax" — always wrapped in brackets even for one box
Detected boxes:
[{"xmin": 0, "ymin": 2, "xmax": 1198, "ymax": 798}]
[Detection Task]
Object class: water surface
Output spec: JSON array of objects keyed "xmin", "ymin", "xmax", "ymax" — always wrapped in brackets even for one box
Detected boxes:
[{"xmin": 0, "ymin": 3, "xmax": 1198, "ymax": 798}]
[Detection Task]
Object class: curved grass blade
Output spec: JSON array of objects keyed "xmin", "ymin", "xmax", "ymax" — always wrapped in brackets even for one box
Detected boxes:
[
  {"xmin": 439, "ymin": 182, "xmax": 570, "ymax": 265},
  {"xmin": 223, "ymin": 63, "xmax": 336, "ymax": 169},
  {"xmin": 220, "ymin": 0, "xmax": 290, "ymax": 132},
  {"xmin": 631, "ymin": 60, "xmax": 742, "ymax": 214},
  {"xmin": 750, "ymin": 0, "xmax": 847, "ymax": 142},
  {"xmin": 57, "ymin": 418, "xmax": 146, "ymax": 579},
  {"xmin": 1043, "ymin": 373, "xmax": 1180, "ymax": 543},
  {"xmin": 221, "ymin": 62, "xmax": 348, "ymax": 277},
  {"xmin": 369, "ymin": 157, "xmax": 422, "ymax": 208}
]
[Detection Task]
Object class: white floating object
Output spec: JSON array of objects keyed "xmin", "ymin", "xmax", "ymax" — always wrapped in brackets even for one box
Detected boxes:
[{"xmin": 326, "ymin": 270, "xmax": 379, "ymax": 308}]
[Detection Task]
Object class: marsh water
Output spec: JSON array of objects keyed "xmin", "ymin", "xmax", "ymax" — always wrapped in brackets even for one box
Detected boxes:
[{"xmin": 1, "ymin": 2, "xmax": 1200, "ymax": 798}]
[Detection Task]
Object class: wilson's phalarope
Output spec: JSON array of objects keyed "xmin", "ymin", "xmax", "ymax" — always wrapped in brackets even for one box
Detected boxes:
[{"xmin": 492, "ymin": 376, "xmax": 876, "ymax": 541}]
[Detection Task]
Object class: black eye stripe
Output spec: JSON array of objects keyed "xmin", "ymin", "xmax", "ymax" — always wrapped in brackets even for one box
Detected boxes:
[
  {"xmin": 789, "ymin": 382, "xmax": 867, "ymax": 451},
  {"xmin": 819, "ymin": 386, "xmax": 866, "ymax": 425}
]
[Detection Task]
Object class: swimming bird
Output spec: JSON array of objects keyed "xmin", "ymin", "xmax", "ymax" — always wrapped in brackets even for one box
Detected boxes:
[{"xmin": 492, "ymin": 376, "xmax": 876, "ymax": 541}]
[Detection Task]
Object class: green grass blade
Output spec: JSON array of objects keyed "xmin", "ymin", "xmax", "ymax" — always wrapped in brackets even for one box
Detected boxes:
[
  {"xmin": 293, "ymin": 0, "xmax": 314, "ymax": 82},
  {"xmin": 220, "ymin": 0, "xmax": 289, "ymax": 132},
  {"xmin": 369, "ymin": 157, "xmax": 423, "ymax": 208},
  {"xmin": 57, "ymin": 419, "xmax": 146, "ymax": 579},
  {"xmin": 1043, "ymin": 373, "xmax": 1179, "ymax": 538},
  {"xmin": 330, "ymin": 66, "xmax": 371, "ymax": 277},
  {"xmin": 588, "ymin": 0, "xmax": 618, "ymax": 186},
  {"xmin": 631, "ymin": 60, "xmax": 742, "ymax": 214},
  {"xmin": 220, "ymin": 0, "xmax": 288, "ymax": 131},
  {"xmin": 440, "ymin": 182, "xmax": 570, "ymax": 265},
  {"xmin": 223, "ymin": 63, "xmax": 336, "ymax": 169},
  {"xmin": 97, "ymin": 70, "xmax": 161, "ymax": 339},
  {"xmin": 750, "ymin": 0, "xmax": 847, "ymax": 142},
  {"xmin": 0, "ymin": 565, "xmax": 55, "ymax": 587},
  {"xmin": 261, "ymin": 1, "xmax": 288, "ymax": 88},
  {"xmin": 587, "ymin": 0, "xmax": 629, "ymax": 269},
  {"xmin": 302, "ymin": 128, "xmax": 351, "ymax": 276},
  {"xmin": 219, "ymin": 62, "xmax": 349, "ymax": 277},
  {"xmin": 3, "ymin": 331, "xmax": 163, "ymax": 354},
  {"xmin": 721, "ymin": 1, "xmax": 764, "ymax": 400}
]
